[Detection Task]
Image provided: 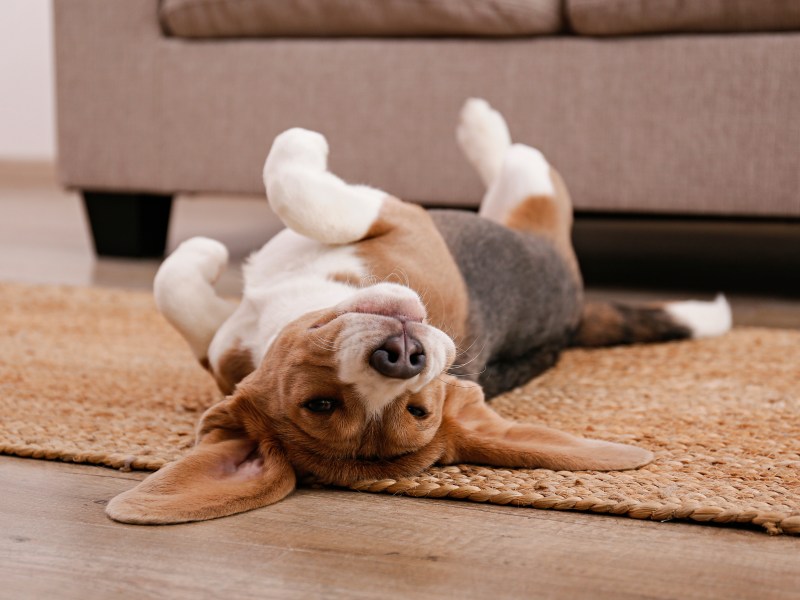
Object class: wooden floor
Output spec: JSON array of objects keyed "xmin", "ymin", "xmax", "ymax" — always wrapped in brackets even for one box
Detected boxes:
[
  {"xmin": 1, "ymin": 163, "xmax": 798, "ymax": 599},
  {"xmin": 3, "ymin": 457, "xmax": 800, "ymax": 600}
]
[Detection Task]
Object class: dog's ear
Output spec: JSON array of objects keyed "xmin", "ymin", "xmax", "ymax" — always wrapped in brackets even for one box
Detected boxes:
[
  {"xmin": 106, "ymin": 393, "xmax": 295, "ymax": 525},
  {"xmin": 437, "ymin": 378, "xmax": 653, "ymax": 471}
]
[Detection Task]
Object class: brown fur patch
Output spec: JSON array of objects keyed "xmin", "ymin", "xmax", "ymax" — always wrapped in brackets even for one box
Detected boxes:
[
  {"xmin": 214, "ymin": 344, "xmax": 256, "ymax": 395},
  {"xmin": 505, "ymin": 195, "xmax": 562, "ymax": 238},
  {"xmin": 329, "ymin": 271, "xmax": 363, "ymax": 287},
  {"xmin": 356, "ymin": 198, "xmax": 470, "ymax": 344},
  {"xmin": 504, "ymin": 167, "xmax": 579, "ymax": 278}
]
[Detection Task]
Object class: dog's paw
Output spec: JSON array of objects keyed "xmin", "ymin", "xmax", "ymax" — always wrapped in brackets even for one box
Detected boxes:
[
  {"xmin": 264, "ymin": 128, "xmax": 329, "ymax": 178},
  {"xmin": 165, "ymin": 237, "xmax": 229, "ymax": 284},
  {"xmin": 457, "ymin": 98, "xmax": 512, "ymax": 187}
]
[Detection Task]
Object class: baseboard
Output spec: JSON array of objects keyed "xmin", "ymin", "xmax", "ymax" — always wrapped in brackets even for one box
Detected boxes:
[{"xmin": 0, "ymin": 160, "xmax": 57, "ymax": 187}]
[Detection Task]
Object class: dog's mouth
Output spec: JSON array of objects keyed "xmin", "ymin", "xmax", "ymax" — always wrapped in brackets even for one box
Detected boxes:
[
  {"xmin": 290, "ymin": 433, "xmax": 446, "ymax": 486},
  {"xmin": 289, "ymin": 420, "xmax": 420, "ymax": 464}
]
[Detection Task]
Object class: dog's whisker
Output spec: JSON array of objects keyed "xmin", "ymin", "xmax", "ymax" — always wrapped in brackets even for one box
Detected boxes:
[
  {"xmin": 453, "ymin": 336, "xmax": 483, "ymax": 359},
  {"xmin": 449, "ymin": 347, "xmax": 487, "ymax": 371},
  {"xmin": 446, "ymin": 365, "xmax": 487, "ymax": 377},
  {"xmin": 390, "ymin": 267, "xmax": 410, "ymax": 289},
  {"xmin": 310, "ymin": 343, "xmax": 338, "ymax": 353},
  {"xmin": 308, "ymin": 335, "xmax": 341, "ymax": 352},
  {"xmin": 436, "ymin": 375, "xmax": 477, "ymax": 389},
  {"xmin": 450, "ymin": 344, "xmax": 486, "ymax": 369},
  {"xmin": 312, "ymin": 339, "xmax": 338, "ymax": 348},
  {"xmin": 392, "ymin": 269, "xmax": 410, "ymax": 290}
]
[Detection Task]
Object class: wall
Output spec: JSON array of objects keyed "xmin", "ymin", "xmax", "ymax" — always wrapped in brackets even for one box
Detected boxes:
[{"xmin": 0, "ymin": 0, "xmax": 55, "ymax": 160}]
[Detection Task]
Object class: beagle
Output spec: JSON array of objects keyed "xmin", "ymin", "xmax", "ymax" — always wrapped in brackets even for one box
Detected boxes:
[{"xmin": 107, "ymin": 99, "xmax": 731, "ymax": 524}]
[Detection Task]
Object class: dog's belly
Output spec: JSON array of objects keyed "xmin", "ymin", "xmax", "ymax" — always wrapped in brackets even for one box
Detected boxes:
[{"xmin": 430, "ymin": 210, "xmax": 582, "ymax": 397}]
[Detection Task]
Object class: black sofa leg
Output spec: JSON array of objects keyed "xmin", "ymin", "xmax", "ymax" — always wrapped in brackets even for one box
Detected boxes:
[{"xmin": 82, "ymin": 192, "xmax": 173, "ymax": 258}]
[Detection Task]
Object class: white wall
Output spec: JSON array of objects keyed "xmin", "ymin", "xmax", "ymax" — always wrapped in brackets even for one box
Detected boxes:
[{"xmin": 0, "ymin": 0, "xmax": 55, "ymax": 160}]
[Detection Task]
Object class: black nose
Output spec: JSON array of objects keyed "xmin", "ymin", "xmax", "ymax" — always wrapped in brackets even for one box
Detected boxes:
[{"xmin": 369, "ymin": 334, "xmax": 426, "ymax": 379}]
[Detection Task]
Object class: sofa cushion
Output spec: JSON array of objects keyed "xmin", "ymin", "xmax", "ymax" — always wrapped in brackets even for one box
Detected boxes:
[
  {"xmin": 568, "ymin": 0, "xmax": 800, "ymax": 36},
  {"xmin": 160, "ymin": 0, "xmax": 564, "ymax": 38}
]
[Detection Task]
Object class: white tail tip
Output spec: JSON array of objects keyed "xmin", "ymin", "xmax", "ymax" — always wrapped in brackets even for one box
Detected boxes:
[{"xmin": 665, "ymin": 294, "xmax": 732, "ymax": 339}]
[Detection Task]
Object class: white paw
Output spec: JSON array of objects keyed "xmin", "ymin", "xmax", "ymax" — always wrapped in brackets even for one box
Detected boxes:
[
  {"xmin": 154, "ymin": 236, "xmax": 235, "ymax": 361},
  {"xmin": 457, "ymin": 98, "xmax": 512, "ymax": 187},
  {"xmin": 163, "ymin": 237, "xmax": 229, "ymax": 284},
  {"xmin": 264, "ymin": 127, "xmax": 329, "ymax": 180},
  {"xmin": 177, "ymin": 236, "xmax": 228, "ymax": 260}
]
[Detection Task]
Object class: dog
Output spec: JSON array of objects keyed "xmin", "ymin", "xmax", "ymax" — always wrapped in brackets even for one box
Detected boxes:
[{"xmin": 107, "ymin": 99, "xmax": 731, "ymax": 524}]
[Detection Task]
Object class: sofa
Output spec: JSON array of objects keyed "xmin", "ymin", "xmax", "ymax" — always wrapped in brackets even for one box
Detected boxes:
[{"xmin": 54, "ymin": 0, "xmax": 800, "ymax": 256}]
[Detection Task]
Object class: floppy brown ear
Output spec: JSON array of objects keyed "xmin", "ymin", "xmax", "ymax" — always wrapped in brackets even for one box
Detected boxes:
[
  {"xmin": 438, "ymin": 378, "xmax": 653, "ymax": 471},
  {"xmin": 106, "ymin": 394, "xmax": 295, "ymax": 525}
]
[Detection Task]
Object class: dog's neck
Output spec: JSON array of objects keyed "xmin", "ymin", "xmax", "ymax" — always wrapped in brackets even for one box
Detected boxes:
[{"xmin": 208, "ymin": 229, "xmax": 366, "ymax": 369}]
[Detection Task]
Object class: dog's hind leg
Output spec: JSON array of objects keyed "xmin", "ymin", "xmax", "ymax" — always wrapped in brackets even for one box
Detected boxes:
[
  {"xmin": 154, "ymin": 237, "xmax": 236, "ymax": 364},
  {"xmin": 263, "ymin": 128, "xmax": 388, "ymax": 245},
  {"xmin": 457, "ymin": 99, "xmax": 578, "ymax": 275},
  {"xmin": 457, "ymin": 100, "xmax": 732, "ymax": 351}
]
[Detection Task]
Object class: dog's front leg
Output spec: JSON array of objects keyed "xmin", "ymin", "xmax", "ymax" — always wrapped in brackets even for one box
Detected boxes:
[
  {"xmin": 154, "ymin": 237, "xmax": 236, "ymax": 362},
  {"xmin": 262, "ymin": 128, "xmax": 387, "ymax": 245}
]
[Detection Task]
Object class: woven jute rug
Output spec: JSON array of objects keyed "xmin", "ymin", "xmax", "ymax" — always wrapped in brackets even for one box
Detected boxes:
[{"xmin": 1, "ymin": 282, "xmax": 799, "ymax": 535}]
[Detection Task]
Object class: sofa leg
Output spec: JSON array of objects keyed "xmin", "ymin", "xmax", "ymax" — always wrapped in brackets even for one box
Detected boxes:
[{"xmin": 82, "ymin": 192, "xmax": 173, "ymax": 258}]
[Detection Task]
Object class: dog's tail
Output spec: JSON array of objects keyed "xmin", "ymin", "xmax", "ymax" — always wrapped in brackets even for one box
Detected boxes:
[
  {"xmin": 570, "ymin": 294, "xmax": 732, "ymax": 348},
  {"xmin": 153, "ymin": 237, "xmax": 237, "ymax": 363}
]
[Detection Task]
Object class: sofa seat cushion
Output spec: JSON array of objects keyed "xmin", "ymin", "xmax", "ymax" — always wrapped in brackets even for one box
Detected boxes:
[
  {"xmin": 160, "ymin": 0, "xmax": 564, "ymax": 38},
  {"xmin": 568, "ymin": 0, "xmax": 800, "ymax": 36}
]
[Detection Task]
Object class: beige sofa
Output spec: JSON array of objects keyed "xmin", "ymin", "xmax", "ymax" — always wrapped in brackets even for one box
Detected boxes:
[{"xmin": 55, "ymin": 0, "xmax": 800, "ymax": 256}]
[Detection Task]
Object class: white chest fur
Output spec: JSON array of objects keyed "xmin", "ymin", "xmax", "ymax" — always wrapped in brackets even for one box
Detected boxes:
[{"xmin": 208, "ymin": 229, "xmax": 366, "ymax": 369}]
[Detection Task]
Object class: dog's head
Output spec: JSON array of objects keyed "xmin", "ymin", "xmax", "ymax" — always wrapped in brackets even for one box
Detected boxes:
[
  {"xmin": 238, "ymin": 283, "xmax": 458, "ymax": 486},
  {"xmin": 107, "ymin": 284, "xmax": 653, "ymax": 525}
]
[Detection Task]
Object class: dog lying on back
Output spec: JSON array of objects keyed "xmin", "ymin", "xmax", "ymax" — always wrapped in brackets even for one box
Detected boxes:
[{"xmin": 107, "ymin": 100, "xmax": 731, "ymax": 524}]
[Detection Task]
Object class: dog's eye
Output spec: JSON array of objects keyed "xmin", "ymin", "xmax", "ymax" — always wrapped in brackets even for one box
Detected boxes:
[
  {"xmin": 303, "ymin": 397, "xmax": 338, "ymax": 413},
  {"xmin": 407, "ymin": 405, "xmax": 428, "ymax": 418}
]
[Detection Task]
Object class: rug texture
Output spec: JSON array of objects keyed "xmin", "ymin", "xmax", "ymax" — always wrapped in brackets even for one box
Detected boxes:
[{"xmin": 1, "ymin": 282, "xmax": 798, "ymax": 535}]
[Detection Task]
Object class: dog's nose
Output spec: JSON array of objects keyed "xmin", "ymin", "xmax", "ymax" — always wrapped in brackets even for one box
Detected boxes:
[{"xmin": 370, "ymin": 334, "xmax": 426, "ymax": 379}]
